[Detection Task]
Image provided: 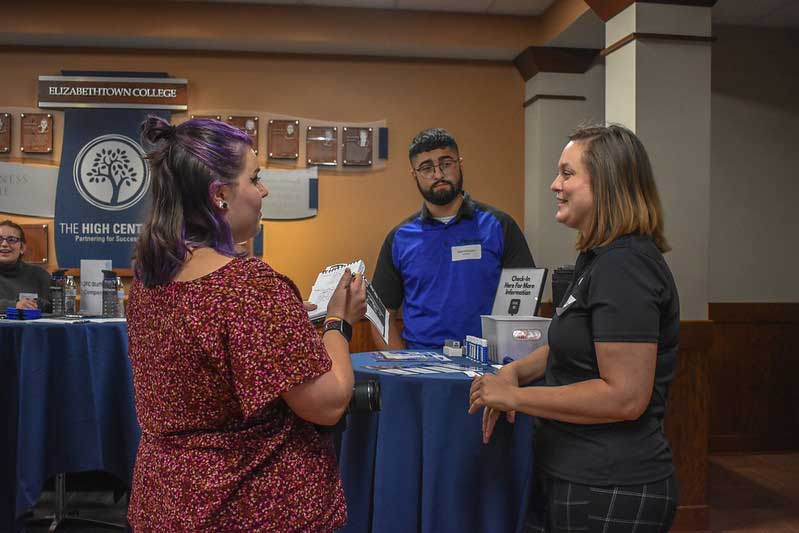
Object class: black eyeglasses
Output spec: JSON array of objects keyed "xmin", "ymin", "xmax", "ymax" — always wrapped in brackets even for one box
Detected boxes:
[
  {"xmin": 0, "ymin": 236, "xmax": 21, "ymax": 245},
  {"xmin": 414, "ymin": 158, "xmax": 460, "ymax": 180}
]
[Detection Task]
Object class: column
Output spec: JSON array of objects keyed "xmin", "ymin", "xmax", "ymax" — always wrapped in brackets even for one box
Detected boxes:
[
  {"xmin": 516, "ymin": 46, "xmax": 603, "ymax": 300},
  {"xmin": 603, "ymin": 2, "xmax": 714, "ymax": 320}
]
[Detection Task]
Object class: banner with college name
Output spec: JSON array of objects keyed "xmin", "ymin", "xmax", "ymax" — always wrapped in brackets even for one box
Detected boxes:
[{"xmin": 54, "ymin": 108, "xmax": 169, "ymax": 268}]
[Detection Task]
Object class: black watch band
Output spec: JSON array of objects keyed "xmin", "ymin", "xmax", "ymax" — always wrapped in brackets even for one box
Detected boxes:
[{"xmin": 323, "ymin": 318, "xmax": 353, "ymax": 343}]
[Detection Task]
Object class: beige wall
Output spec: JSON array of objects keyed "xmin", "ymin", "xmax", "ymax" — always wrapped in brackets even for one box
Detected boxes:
[
  {"xmin": 709, "ymin": 26, "xmax": 799, "ymax": 302},
  {"xmin": 0, "ymin": 47, "xmax": 526, "ymax": 296}
]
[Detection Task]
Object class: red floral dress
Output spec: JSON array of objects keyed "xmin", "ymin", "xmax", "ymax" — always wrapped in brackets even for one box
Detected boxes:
[{"xmin": 126, "ymin": 257, "xmax": 346, "ymax": 532}]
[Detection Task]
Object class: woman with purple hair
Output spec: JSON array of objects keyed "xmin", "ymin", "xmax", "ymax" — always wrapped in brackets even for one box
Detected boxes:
[{"xmin": 126, "ymin": 116, "xmax": 365, "ymax": 531}]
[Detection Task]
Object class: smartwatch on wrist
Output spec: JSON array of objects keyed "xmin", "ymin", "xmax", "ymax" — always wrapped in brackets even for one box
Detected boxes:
[{"xmin": 323, "ymin": 318, "xmax": 353, "ymax": 343}]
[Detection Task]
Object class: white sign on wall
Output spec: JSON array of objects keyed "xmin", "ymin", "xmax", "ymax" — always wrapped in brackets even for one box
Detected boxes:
[
  {"xmin": 259, "ymin": 167, "xmax": 318, "ymax": 220},
  {"xmin": 0, "ymin": 161, "xmax": 58, "ymax": 217}
]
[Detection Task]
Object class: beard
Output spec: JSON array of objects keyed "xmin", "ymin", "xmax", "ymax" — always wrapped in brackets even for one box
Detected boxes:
[{"xmin": 416, "ymin": 172, "xmax": 464, "ymax": 206}]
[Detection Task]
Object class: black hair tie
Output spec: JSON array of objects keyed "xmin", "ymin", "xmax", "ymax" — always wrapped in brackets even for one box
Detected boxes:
[{"xmin": 160, "ymin": 124, "xmax": 177, "ymax": 142}]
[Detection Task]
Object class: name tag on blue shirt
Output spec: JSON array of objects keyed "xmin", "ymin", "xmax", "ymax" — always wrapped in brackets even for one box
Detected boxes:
[{"xmin": 451, "ymin": 244, "xmax": 482, "ymax": 262}]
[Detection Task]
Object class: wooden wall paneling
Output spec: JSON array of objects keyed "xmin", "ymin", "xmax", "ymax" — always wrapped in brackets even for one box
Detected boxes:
[
  {"xmin": 710, "ymin": 302, "xmax": 799, "ymax": 323},
  {"xmin": 350, "ymin": 318, "xmax": 380, "ymax": 354},
  {"xmin": 667, "ymin": 321, "xmax": 713, "ymax": 530},
  {"xmin": 316, "ymin": 319, "xmax": 382, "ymax": 354},
  {"xmin": 708, "ymin": 303, "xmax": 799, "ymax": 453}
]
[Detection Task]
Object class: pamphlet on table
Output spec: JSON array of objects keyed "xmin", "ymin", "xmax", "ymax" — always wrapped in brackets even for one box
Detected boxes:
[
  {"xmin": 362, "ymin": 351, "xmax": 501, "ymax": 377},
  {"xmin": 372, "ymin": 350, "xmax": 447, "ymax": 361},
  {"xmin": 80, "ymin": 259, "xmax": 112, "ymax": 316},
  {"xmin": 364, "ymin": 362, "xmax": 493, "ymax": 377}
]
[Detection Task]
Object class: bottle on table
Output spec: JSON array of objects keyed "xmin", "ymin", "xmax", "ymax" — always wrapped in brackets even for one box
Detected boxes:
[
  {"xmin": 64, "ymin": 275, "xmax": 77, "ymax": 315},
  {"xmin": 49, "ymin": 269, "xmax": 67, "ymax": 316},
  {"xmin": 116, "ymin": 277, "xmax": 125, "ymax": 318},
  {"xmin": 102, "ymin": 270, "xmax": 119, "ymax": 318}
]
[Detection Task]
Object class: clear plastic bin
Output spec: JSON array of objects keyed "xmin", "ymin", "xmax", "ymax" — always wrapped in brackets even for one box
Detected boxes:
[{"xmin": 480, "ymin": 315, "xmax": 551, "ymax": 364}]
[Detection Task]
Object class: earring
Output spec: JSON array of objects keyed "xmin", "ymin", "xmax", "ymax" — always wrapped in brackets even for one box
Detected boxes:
[{"xmin": 218, "ymin": 200, "xmax": 228, "ymax": 209}]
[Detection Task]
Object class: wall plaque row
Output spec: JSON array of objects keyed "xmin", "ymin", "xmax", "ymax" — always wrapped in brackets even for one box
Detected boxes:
[
  {"xmin": 303, "ymin": 126, "xmax": 373, "ymax": 166},
  {"xmin": 0, "ymin": 112, "xmax": 54, "ymax": 154},
  {"xmin": 186, "ymin": 116, "xmax": 375, "ymax": 167}
]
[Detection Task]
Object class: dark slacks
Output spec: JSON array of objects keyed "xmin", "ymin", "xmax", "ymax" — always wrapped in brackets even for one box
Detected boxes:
[{"xmin": 523, "ymin": 472, "xmax": 678, "ymax": 532}]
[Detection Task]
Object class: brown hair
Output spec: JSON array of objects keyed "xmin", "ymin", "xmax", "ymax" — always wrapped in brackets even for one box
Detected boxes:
[
  {"xmin": 0, "ymin": 220, "xmax": 25, "ymax": 243},
  {"xmin": 134, "ymin": 116, "xmax": 252, "ymax": 287},
  {"xmin": 569, "ymin": 124, "xmax": 670, "ymax": 253}
]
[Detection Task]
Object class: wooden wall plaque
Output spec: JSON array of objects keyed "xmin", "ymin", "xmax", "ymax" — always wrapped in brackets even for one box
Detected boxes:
[
  {"xmin": 268, "ymin": 119, "xmax": 300, "ymax": 160},
  {"xmin": 20, "ymin": 223, "xmax": 49, "ymax": 265},
  {"xmin": 190, "ymin": 115, "xmax": 222, "ymax": 121},
  {"xmin": 228, "ymin": 115, "xmax": 259, "ymax": 154},
  {"xmin": 342, "ymin": 127, "xmax": 373, "ymax": 166},
  {"xmin": 0, "ymin": 113, "xmax": 10, "ymax": 154},
  {"xmin": 20, "ymin": 113, "xmax": 53, "ymax": 154},
  {"xmin": 306, "ymin": 126, "xmax": 337, "ymax": 166}
]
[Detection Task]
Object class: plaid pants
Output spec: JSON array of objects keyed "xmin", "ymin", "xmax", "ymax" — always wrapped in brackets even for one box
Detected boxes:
[{"xmin": 523, "ymin": 472, "xmax": 678, "ymax": 533}]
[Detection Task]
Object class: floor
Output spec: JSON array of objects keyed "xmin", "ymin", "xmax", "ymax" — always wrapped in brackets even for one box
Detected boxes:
[
  {"xmin": 23, "ymin": 452, "xmax": 799, "ymax": 532},
  {"xmin": 708, "ymin": 452, "xmax": 799, "ymax": 532}
]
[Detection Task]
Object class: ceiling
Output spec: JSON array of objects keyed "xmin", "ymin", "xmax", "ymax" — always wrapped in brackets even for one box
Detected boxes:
[
  {"xmin": 4, "ymin": 0, "xmax": 796, "ymax": 62},
  {"xmin": 182, "ymin": 0, "xmax": 799, "ymax": 28},
  {"xmin": 179, "ymin": 0, "xmax": 557, "ymax": 16},
  {"xmin": 711, "ymin": 0, "xmax": 799, "ymax": 28}
]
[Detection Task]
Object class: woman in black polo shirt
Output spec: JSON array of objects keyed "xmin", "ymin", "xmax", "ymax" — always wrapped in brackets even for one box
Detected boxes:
[{"xmin": 469, "ymin": 124, "xmax": 680, "ymax": 532}]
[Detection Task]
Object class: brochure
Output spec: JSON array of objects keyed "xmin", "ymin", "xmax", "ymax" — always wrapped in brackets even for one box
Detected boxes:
[
  {"xmin": 372, "ymin": 350, "xmax": 448, "ymax": 361},
  {"xmin": 80, "ymin": 259, "xmax": 112, "ymax": 316}
]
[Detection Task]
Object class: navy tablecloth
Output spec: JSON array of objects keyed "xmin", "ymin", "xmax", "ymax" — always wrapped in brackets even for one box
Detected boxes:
[
  {"xmin": 0, "ymin": 320, "xmax": 140, "ymax": 533},
  {"xmin": 339, "ymin": 352, "xmax": 534, "ymax": 533}
]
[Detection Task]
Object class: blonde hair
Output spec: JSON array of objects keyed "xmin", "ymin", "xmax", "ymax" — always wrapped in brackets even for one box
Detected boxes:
[{"xmin": 569, "ymin": 124, "xmax": 670, "ymax": 253}]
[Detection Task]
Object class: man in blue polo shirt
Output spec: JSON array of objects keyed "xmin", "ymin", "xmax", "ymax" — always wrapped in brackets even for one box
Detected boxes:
[{"xmin": 371, "ymin": 128, "xmax": 535, "ymax": 349}]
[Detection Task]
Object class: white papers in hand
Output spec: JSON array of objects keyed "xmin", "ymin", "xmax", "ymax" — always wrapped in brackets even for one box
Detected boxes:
[
  {"xmin": 307, "ymin": 259, "xmax": 390, "ymax": 344},
  {"xmin": 307, "ymin": 260, "xmax": 365, "ymax": 321}
]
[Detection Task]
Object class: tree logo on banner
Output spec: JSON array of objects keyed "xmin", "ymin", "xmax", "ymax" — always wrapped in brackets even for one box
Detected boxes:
[{"xmin": 73, "ymin": 134, "xmax": 150, "ymax": 211}]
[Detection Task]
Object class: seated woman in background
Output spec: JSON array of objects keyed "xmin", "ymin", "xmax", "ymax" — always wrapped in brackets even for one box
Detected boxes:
[
  {"xmin": 127, "ymin": 116, "xmax": 366, "ymax": 532},
  {"xmin": 0, "ymin": 220, "xmax": 51, "ymax": 312},
  {"xmin": 469, "ymin": 124, "xmax": 680, "ymax": 532}
]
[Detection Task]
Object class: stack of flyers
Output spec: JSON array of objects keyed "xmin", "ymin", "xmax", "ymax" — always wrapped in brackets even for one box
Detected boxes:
[
  {"xmin": 371, "ymin": 351, "xmax": 448, "ymax": 362},
  {"xmin": 363, "ymin": 361, "xmax": 495, "ymax": 377}
]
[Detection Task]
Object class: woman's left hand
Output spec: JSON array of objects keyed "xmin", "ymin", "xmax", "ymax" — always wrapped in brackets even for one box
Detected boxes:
[
  {"xmin": 468, "ymin": 374, "xmax": 517, "ymax": 414},
  {"xmin": 469, "ymin": 374, "xmax": 519, "ymax": 444}
]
